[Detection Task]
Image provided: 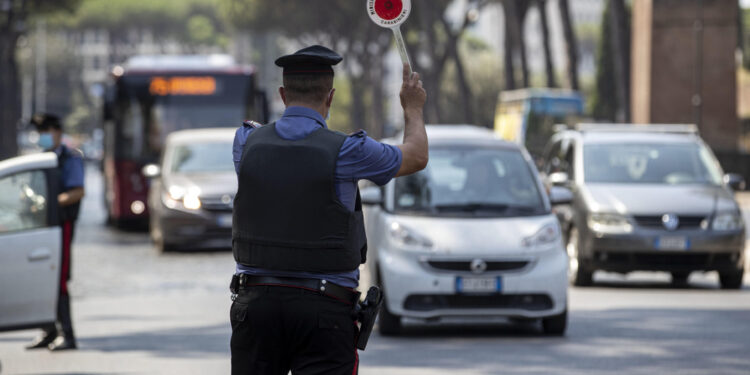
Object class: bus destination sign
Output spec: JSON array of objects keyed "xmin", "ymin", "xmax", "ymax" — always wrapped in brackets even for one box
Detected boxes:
[{"xmin": 149, "ymin": 76, "xmax": 217, "ymax": 96}]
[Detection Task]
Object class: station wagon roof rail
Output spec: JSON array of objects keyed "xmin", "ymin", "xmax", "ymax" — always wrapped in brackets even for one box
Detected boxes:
[{"xmin": 574, "ymin": 123, "xmax": 698, "ymax": 134}]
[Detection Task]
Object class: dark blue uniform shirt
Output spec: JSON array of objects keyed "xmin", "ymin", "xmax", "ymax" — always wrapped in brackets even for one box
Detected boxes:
[
  {"xmin": 233, "ymin": 106, "xmax": 402, "ymax": 288},
  {"xmin": 55, "ymin": 145, "xmax": 85, "ymax": 190}
]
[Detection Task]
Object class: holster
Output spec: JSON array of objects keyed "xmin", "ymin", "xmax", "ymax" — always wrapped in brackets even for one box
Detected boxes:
[{"xmin": 352, "ymin": 286, "xmax": 383, "ymax": 351}]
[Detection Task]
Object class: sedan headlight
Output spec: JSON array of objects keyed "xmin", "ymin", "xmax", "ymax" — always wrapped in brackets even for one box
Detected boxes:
[
  {"xmin": 389, "ymin": 222, "xmax": 433, "ymax": 250},
  {"xmin": 165, "ymin": 185, "xmax": 202, "ymax": 210},
  {"xmin": 588, "ymin": 213, "xmax": 633, "ymax": 234},
  {"xmin": 712, "ymin": 212, "xmax": 743, "ymax": 231},
  {"xmin": 522, "ymin": 223, "xmax": 561, "ymax": 247}
]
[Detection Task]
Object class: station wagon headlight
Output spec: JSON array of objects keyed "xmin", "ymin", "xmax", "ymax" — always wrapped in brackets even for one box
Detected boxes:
[
  {"xmin": 588, "ymin": 213, "xmax": 633, "ymax": 234},
  {"xmin": 389, "ymin": 222, "xmax": 434, "ymax": 250},
  {"xmin": 712, "ymin": 212, "xmax": 743, "ymax": 231},
  {"xmin": 522, "ymin": 223, "xmax": 561, "ymax": 247}
]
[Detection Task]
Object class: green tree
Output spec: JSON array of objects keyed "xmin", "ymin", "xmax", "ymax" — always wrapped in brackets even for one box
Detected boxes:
[
  {"xmin": 220, "ymin": 0, "xmax": 393, "ymax": 137},
  {"xmin": 52, "ymin": 0, "xmax": 229, "ymax": 58},
  {"xmin": 1, "ymin": 0, "xmax": 80, "ymax": 160}
]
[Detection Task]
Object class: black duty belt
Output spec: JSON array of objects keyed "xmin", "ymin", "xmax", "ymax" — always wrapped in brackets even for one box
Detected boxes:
[{"xmin": 232, "ymin": 274, "xmax": 361, "ymax": 306}]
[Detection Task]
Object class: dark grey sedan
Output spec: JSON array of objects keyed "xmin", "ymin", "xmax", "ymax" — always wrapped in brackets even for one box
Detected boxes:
[
  {"xmin": 542, "ymin": 125, "xmax": 746, "ymax": 289},
  {"xmin": 143, "ymin": 128, "xmax": 236, "ymax": 252}
]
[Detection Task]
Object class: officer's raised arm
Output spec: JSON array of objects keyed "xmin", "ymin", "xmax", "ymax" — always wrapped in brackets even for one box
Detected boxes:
[{"xmin": 396, "ymin": 63, "xmax": 428, "ymax": 177}]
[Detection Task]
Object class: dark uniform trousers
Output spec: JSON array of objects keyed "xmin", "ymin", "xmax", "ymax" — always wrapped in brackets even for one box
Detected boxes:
[
  {"xmin": 230, "ymin": 285, "xmax": 359, "ymax": 375},
  {"xmin": 42, "ymin": 220, "xmax": 76, "ymax": 339}
]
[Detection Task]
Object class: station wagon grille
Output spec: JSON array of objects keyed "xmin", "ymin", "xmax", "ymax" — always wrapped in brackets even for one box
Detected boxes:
[
  {"xmin": 633, "ymin": 215, "xmax": 705, "ymax": 229},
  {"xmin": 426, "ymin": 260, "xmax": 529, "ymax": 273}
]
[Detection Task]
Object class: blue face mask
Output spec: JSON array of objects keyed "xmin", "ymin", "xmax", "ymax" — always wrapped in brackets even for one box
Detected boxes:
[{"xmin": 38, "ymin": 133, "xmax": 54, "ymax": 150}]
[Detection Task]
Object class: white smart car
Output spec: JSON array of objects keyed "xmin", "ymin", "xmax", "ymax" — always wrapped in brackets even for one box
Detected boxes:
[{"xmin": 361, "ymin": 126, "xmax": 570, "ymax": 335}]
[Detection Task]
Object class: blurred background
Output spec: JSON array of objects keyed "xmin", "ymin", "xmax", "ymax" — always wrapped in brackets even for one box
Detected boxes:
[
  {"xmin": 2, "ymin": 2, "xmax": 750, "ymax": 374},
  {"xmin": 1, "ymin": 0, "xmax": 747, "ymax": 161}
]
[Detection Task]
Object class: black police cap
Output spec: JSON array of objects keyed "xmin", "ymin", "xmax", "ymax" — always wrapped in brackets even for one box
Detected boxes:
[
  {"xmin": 30, "ymin": 113, "xmax": 62, "ymax": 131},
  {"xmin": 275, "ymin": 45, "xmax": 343, "ymax": 76}
]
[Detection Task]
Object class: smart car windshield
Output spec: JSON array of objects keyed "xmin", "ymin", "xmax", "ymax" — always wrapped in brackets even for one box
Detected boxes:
[
  {"xmin": 583, "ymin": 142, "xmax": 723, "ymax": 185},
  {"xmin": 169, "ymin": 142, "xmax": 234, "ymax": 173},
  {"xmin": 393, "ymin": 146, "xmax": 546, "ymax": 217}
]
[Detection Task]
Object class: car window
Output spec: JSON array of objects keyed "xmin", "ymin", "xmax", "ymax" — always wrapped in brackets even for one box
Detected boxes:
[
  {"xmin": 583, "ymin": 142, "xmax": 723, "ymax": 185},
  {"xmin": 394, "ymin": 146, "xmax": 547, "ymax": 217},
  {"xmin": 0, "ymin": 170, "xmax": 49, "ymax": 234},
  {"xmin": 169, "ymin": 142, "xmax": 234, "ymax": 173}
]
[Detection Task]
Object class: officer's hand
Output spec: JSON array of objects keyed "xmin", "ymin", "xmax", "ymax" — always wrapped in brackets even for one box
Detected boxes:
[{"xmin": 400, "ymin": 63, "xmax": 426, "ymax": 112}]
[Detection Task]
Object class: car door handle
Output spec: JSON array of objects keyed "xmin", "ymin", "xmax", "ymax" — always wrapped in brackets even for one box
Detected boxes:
[{"xmin": 28, "ymin": 248, "xmax": 52, "ymax": 262}]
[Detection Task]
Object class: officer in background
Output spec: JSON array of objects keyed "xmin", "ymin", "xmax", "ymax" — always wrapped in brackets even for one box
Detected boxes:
[
  {"xmin": 26, "ymin": 114, "xmax": 84, "ymax": 351},
  {"xmin": 230, "ymin": 45, "xmax": 427, "ymax": 374}
]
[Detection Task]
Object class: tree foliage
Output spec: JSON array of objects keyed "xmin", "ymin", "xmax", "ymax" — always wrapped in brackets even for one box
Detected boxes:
[
  {"xmin": 220, "ymin": 0, "xmax": 394, "ymax": 136},
  {"xmin": 50, "ymin": 0, "xmax": 228, "ymax": 47},
  {"xmin": 1, "ymin": 0, "xmax": 81, "ymax": 160}
]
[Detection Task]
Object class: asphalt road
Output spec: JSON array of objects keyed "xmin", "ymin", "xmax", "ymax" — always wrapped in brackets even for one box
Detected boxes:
[{"xmin": 0, "ymin": 165, "xmax": 749, "ymax": 375}]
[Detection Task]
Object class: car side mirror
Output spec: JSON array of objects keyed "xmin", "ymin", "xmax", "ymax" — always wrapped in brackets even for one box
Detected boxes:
[
  {"xmin": 549, "ymin": 186, "xmax": 574, "ymax": 205},
  {"xmin": 142, "ymin": 164, "xmax": 161, "ymax": 178},
  {"xmin": 360, "ymin": 186, "xmax": 383, "ymax": 206},
  {"xmin": 548, "ymin": 171, "xmax": 569, "ymax": 187},
  {"xmin": 723, "ymin": 173, "xmax": 745, "ymax": 191}
]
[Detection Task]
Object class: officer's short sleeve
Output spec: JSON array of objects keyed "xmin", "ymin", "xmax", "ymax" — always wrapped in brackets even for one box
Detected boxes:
[
  {"xmin": 336, "ymin": 130, "xmax": 403, "ymax": 186},
  {"xmin": 233, "ymin": 126, "xmax": 255, "ymax": 175},
  {"xmin": 62, "ymin": 153, "xmax": 84, "ymax": 190}
]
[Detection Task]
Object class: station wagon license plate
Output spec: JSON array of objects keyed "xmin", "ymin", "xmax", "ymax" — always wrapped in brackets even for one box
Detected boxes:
[
  {"xmin": 456, "ymin": 276, "xmax": 502, "ymax": 294},
  {"xmin": 216, "ymin": 214, "xmax": 233, "ymax": 228},
  {"xmin": 655, "ymin": 236, "xmax": 689, "ymax": 250}
]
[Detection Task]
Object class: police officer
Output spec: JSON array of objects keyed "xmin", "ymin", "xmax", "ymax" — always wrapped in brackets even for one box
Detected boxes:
[
  {"xmin": 26, "ymin": 114, "xmax": 84, "ymax": 351},
  {"xmin": 230, "ymin": 45, "xmax": 427, "ymax": 374}
]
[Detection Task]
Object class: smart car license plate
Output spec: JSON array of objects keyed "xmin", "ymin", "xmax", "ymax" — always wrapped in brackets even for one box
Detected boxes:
[
  {"xmin": 216, "ymin": 214, "xmax": 233, "ymax": 228},
  {"xmin": 456, "ymin": 276, "xmax": 501, "ymax": 294},
  {"xmin": 655, "ymin": 236, "xmax": 689, "ymax": 250}
]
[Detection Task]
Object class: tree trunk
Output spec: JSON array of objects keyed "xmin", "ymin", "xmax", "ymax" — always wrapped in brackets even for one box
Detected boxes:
[
  {"xmin": 515, "ymin": 1, "xmax": 530, "ymax": 88},
  {"xmin": 453, "ymin": 47, "xmax": 474, "ymax": 124},
  {"xmin": 503, "ymin": 4, "xmax": 517, "ymax": 90},
  {"xmin": 558, "ymin": 0, "xmax": 580, "ymax": 90},
  {"xmin": 538, "ymin": 0, "xmax": 557, "ymax": 88},
  {"xmin": 609, "ymin": 0, "xmax": 630, "ymax": 122},
  {"xmin": 369, "ymin": 61, "xmax": 386, "ymax": 139},
  {"xmin": 349, "ymin": 78, "xmax": 368, "ymax": 134},
  {"xmin": 0, "ymin": 32, "xmax": 21, "ymax": 160}
]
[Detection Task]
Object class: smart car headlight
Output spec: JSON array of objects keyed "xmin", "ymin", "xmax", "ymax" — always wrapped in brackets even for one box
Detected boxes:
[
  {"xmin": 389, "ymin": 222, "xmax": 434, "ymax": 250},
  {"xmin": 712, "ymin": 212, "xmax": 743, "ymax": 231},
  {"xmin": 522, "ymin": 222, "xmax": 561, "ymax": 247},
  {"xmin": 588, "ymin": 213, "xmax": 633, "ymax": 234}
]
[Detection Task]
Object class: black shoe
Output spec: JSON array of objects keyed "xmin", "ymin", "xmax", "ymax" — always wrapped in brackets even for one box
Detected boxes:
[
  {"xmin": 48, "ymin": 336, "xmax": 77, "ymax": 351},
  {"xmin": 25, "ymin": 333, "xmax": 57, "ymax": 350}
]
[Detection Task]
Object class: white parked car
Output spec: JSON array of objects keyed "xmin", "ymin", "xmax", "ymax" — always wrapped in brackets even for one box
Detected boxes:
[
  {"xmin": 361, "ymin": 126, "xmax": 570, "ymax": 335},
  {"xmin": 0, "ymin": 152, "xmax": 61, "ymax": 332}
]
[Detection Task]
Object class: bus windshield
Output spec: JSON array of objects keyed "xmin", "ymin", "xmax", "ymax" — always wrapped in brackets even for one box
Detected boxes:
[{"xmin": 110, "ymin": 73, "xmax": 261, "ymax": 161}]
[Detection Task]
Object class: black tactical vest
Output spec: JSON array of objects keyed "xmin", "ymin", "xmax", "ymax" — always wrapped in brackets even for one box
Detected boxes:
[
  {"xmin": 58, "ymin": 145, "xmax": 81, "ymax": 222},
  {"xmin": 232, "ymin": 123, "xmax": 367, "ymax": 272}
]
